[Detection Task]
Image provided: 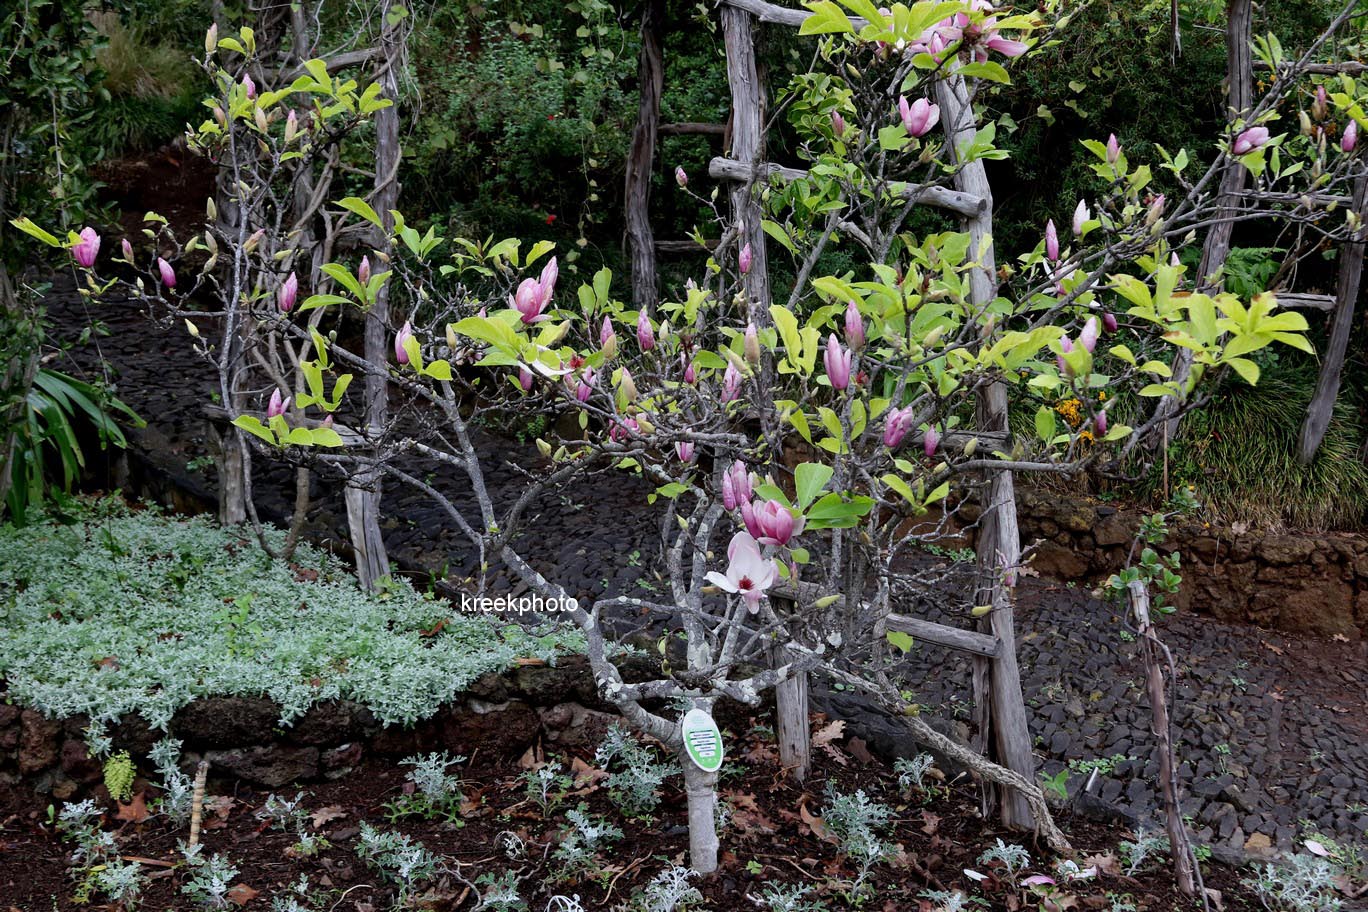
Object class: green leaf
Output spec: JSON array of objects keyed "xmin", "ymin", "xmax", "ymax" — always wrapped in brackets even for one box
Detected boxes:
[
  {"xmin": 336, "ymin": 197, "xmax": 382, "ymax": 227},
  {"xmin": 1034, "ymin": 406, "xmax": 1056, "ymax": 442},
  {"xmin": 794, "ymin": 463, "xmax": 834, "ymax": 509},
  {"xmin": 799, "ymin": 1, "xmax": 855, "ymax": 35},
  {"xmin": 424, "ymin": 359, "xmax": 453, "ymax": 381},
  {"xmin": 10, "ymin": 217, "xmax": 62, "ymax": 247},
  {"xmin": 232, "ymin": 415, "xmax": 277, "ymax": 447},
  {"xmin": 886, "ymin": 630, "xmax": 914, "ymax": 654}
]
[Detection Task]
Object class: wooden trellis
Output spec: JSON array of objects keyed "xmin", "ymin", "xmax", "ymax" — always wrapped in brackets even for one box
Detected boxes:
[{"xmin": 623, "ymin": 0, "xmax": 1039, "ymax": 826}]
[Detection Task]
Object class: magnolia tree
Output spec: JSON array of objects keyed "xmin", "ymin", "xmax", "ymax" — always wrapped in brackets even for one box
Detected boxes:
[{"xmin": 20, "ymin": 0, "xmax": 1363, "ymax": 878}]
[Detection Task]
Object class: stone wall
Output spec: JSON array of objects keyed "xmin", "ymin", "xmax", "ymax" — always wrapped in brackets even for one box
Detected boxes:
[
  {"xmin": 961, "ymin": 489, "xmax": 1367, "ymax": 640},
  {"xmin": 0, "ymin": 657, "xmax": 621, "ymax": 800}
]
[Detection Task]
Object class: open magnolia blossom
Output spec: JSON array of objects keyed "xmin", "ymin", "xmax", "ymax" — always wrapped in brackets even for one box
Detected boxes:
[{"xmin": 705, "ymin": 532, "xmax": 779, "ymax": 612}]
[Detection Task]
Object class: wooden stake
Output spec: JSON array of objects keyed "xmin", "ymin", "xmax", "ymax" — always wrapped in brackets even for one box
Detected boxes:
[{"xmin": 187, "ymin": 760, "xmax": 210, "ymax": 849}]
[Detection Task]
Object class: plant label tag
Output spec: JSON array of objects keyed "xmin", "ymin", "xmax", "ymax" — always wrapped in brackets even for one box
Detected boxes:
[{"xmin": 681, "ymin": 708, "xmax": 724, "ymax": 773}]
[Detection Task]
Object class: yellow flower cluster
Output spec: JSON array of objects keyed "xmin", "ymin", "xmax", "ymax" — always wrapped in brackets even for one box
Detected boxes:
[{"xmin": 1055, "ymin": 397, "xmax": 1084, "ymax": 428}]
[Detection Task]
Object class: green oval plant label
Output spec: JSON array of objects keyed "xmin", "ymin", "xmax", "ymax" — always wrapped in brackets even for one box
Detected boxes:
[{"xmin": 681, "ymin": 708, "xmax": 724, "ymax": 773}]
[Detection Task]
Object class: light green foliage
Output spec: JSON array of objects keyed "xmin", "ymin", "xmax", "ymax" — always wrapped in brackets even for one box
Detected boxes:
[
  {"xmin": 893, "ymin": 753, "xmax": 936, "ymax": 795},
  {"xmin": 387, "ymin": 752, "xmax": 467, "ymax": 823},
  {"xmin": 474, "ymin": 870, "xmax": 526, "ymax": 912},
  {"xmin": 759, "ymin": 882, "xmax": 826, "ymax": 912},
  {"xmin": 103, "ymin": 750, "xmax": 135, "ymax": 802},
  {"xmin": 1246, "ymin": 855, "xmax": 1344, "ymax": 912},
  {"xmin": 521, "ymin": 760, "xmax": 572, "ymax": 817},
  {"xmin": 625, "ymin": 865, "xmax": 703, "ymax": 912},
  {"xmin": 258, "ymin": 792, "xmax": 328, "ymax": 857},
  {"xmin": 977, "ymin": 838, "xmax": 1031, "ymax": 877},
  {"xmin": 180, "ymin": 852, "xmax": 240, "ymax": 910},
  {"xmin": 1118, "ymin": 828, "xmax": 1167, "ymax": 876},
  {"xmin": 553, "ymin": 805, "xmax": 623, "ymax": 879},
  {"xmin": 821, "ymin": 787, "xmax": 893, "ymax": 899},
  {"xmin": 0, "ymin": 501, "xmax": 582, "ymax": 729}
]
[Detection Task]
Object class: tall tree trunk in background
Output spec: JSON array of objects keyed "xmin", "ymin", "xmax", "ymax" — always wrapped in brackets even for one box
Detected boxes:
[
  {"xmin": 935, "ymin": 69, "xmax": 1037, "ymax": 829},
  {"xmin": 353, "ymin": 0, "xmax": 403, "ymax": 591},
  {"xmin": 624, "ymin": 0, "xmax": 664, "ymax": 312},
  {"xmin": 0, "ymin": 263, "xmax": 41, "ymax": 512},
  {"xmin": 721, "ymin": 6, "xmax": 770, "ymax": 317},
  {"xmin": 1298, "ymin": 173, "xmax": 1368, "ymax": 462},
  {"xmin": 1157, "ymin": 0, "xmax": 1253, "ymax": 437}
]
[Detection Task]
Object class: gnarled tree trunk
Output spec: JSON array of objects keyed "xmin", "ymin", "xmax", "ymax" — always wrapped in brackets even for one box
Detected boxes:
[{"xmin": 624, "ymin": 0, "xmax": 665, "ymax": 312}]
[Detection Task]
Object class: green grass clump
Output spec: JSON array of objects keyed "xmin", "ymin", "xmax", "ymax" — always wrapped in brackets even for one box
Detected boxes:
[
  {"xmin": 1167, "ymin": 362, "xmax": 1368, "ymax": 531},
  {"xmin": 0, "ymin": 500, "xmax": 581, "ymax": 729}
]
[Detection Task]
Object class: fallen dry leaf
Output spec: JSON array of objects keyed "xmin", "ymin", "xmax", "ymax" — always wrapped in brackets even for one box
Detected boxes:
[
  {"xmin": 847, "ymin": 736, "xmax": 874, "ymax": 764},
  {"xmin": 723, "ymin": 791, "xmax": 776, "ymax": 835},
  {"xmin": 227, "ymin": 882, "xmax": 259, "ymax": 906},
  {"xmin": 812, "ymin": 720, "xmax": 848, "ymax": 766},
  {"xmin": 570, "ymin": 756, "xmax": 608, "ymax": 789},
  {"xmin": 517, "ymin": 744, "xmax": 544, "ymax": 770},
  {"xmin": 920, "ymin": 810, "xmax": 941, "ymax": 835},
  {"xmin": 798, "ymin": 797, "xmax": 829, "ymax": 841},
  {"xmin": 115, "ymin": 793, "xmax": 150, "ymax": 823},
  {"xmin": 310, "ymin": 805, "xmax": 346, "ymax": 829},
  {"xmin": 1082, "ymin": 852, "xmax": 1120, "ymax": 876}
]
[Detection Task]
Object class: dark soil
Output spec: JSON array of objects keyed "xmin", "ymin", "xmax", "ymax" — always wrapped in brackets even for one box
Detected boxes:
[{"xmin": 0, "ymin": 712, "xmax": 1265, "ymax": 912}]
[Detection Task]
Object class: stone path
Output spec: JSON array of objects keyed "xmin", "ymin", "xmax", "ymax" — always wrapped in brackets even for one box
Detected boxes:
[{"xmin": 39, "ymin": 276, "xmax": 1368, "ymax": 855}]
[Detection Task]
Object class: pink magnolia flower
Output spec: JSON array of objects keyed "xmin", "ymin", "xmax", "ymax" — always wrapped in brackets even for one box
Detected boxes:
[
  {"xmin": 1315, "ymin": 85, "xmax": 1328, "ymax": 119},
  {"xmin": 609, "ymin": 417, "xmax": 639, "ymax": 443},
  {"xmin": 982, "ymin": 32, "xmax": 1028, "ymax": 57},
  {"xmin": 824, "ymin": 334, "xmax": 852, "ymax": 390},
  {"xmin": 241, "ymin": 73, "xmax": 256, "ymax": 99},
  {"xmin": 1057, "ymin": 335, "xmax": 1074, "ymax": 374},
  {"xmin": 120, "ymin": 238, "xmax": 133, "ymax": 261},
  {"xmin": 575, "ymin": 367, "xmax": 595, "ymax": 403},
  {"xmin": 831, "ymin": 110, "xmax": 846, "ymax": 137},
  {"xmin": 705, "ymin": 531, "xmax": 779, "ymax": 612},
  {"xmin": 924, "ymin": 425, "xmax": 941, "ymax": 458},
  {"xmin": 739, "ymin": 243, "xmax": 753, "ymax": 276},
  {"xmin": 740, "ymin": 500, "xmax": 762, "ymax": 539},
  {"xmin": 676, "ymin": 441, "xmax": 696, "ymax": 463},
  {"xmin": 600, "ymin": 316, "xmax": 615, "ymax": 346},
  {"xmin": 723, "ymin": 459, "xmax": 752, "ymax": 509},
  {"xmin": 1079, "ymin": 315, "xmax": 1100, "ymax": 353},
  {"xmin": 537, "ymin": 256, "xmax": 558, "ymax": 309},
  {"xmin": 682, "ymin": 357, "xmax": 697, "ymax": 385},
  {"xmin": 512, "ymin": 278, "xmax": 545, "ymax": 324},
  {"xmin": 637, "ymin": 310, "xmax": 656, "ymax": 351},
  {"xmin": 1072, "ymin": 199, "xmax": 1091, "ymax": 236},
  {"xmin": 721, "ymin": 362, "xmax": 742, "ymax": 402},
  {"xmin": 157, "ymin": 257, "xmax": 177, "ymax": 289},
  {"xmin": 278, "ymin": 271, "xmax": 298, "ymax": 313},
  {"xmin": 844, "ymin": 300, "xmax": 865, "ymax": 350},
  {"xmin": 395, "ymin": 321, "xmax": 414, "ymax": 364},
  {"xmin": 884, "ymin": 405, "xmax": 915, "ymax": 449},
  {"xmin": 1233, "ymin": 125, "xmax": 1270, "ymax": 155},
  {"xmin": 1344, "ymin": 119, "xmax": 1359, "ymax": 153},
  {"xmin": 358, "ymin": 255, "xmax": 372, "ymax": 286},
  {"xmin": 1102, "ymin": 312, "xmax": 1119, "ymax": 333},
  {"xmin": 518, "ymin": 366, "xmax": 534, "ymax": 391},
  {"xmin": 899, "ymin": 96, "xmax": 940, "ymax": 137},
  {"xmin": 1094, "ymin": 410, "xmax": 1108, "ymax": 436},
  {"xmin": 1021, "ymin": 875, "xmax": 1056, "ymax": 888},
  {"xmin": 72, "ymin": 227, "xmax": 100, "ymax": 268},
  {"xmin": 1106, "ymin": 133, "xmax": 1121, "ymax": 164},
  {"xmin": 267, "ymin": 388, "xmax": 290, "ymax": 418},
  {"xmin": 1045, "ymin": 219, "xmax": 1059, "ymax": 262},
  {"xmin": 752, "ymin": 499, "xmax": 805, "ymax": 547},
  {"xmin": 675, "ymin": 166, "xmax": 688, "ymax": 188}
]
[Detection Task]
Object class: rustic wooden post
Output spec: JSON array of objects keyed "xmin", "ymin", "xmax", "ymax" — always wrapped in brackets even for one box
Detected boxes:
[
  {"xmin": 625, "ymin": 0, "xmax": 665, "ymax": 312},
  {"xmin": 1128, "ymin": 580, "xmax": 1198, "ymax": 897},
  {"xmin": 768, "ymin": 592, "xmax": 810, "ymax": 782},
  {"xmin": 720, "ymin": 4, "xmax": 771, "ymax": 317},
  {"xmin": 350, "ymin": 0, "xmax": 404, "ymax": 591},
  {"xmin": 1158, "ymin": 0, "xmax": 1253, "ymax": 435},
  {"xmin": 935, "ymin": 68, "xmax": 1037, "ymax": 829},
  {"xmin": 1298, "ymin": 172, "xmax": 1368, "ymax": 462}
]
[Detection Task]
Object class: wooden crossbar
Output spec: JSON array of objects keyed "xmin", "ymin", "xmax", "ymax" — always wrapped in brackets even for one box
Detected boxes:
[{"xmin": 708, "ymin": 156, "xmax": 988, "ymax": 218}]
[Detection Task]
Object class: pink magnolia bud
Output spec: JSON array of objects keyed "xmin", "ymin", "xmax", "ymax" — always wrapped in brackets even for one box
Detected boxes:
[
  {"xmin": 754, "ymin": 499, "xmax": 802, "ymax": 546},
  {"xmin": 285, "ymin": 109, "xmax": 298, "ymax": 142},
  {"xmin": 267, "ymin": 388, "xmax": 289, "ymax": 418},
  {"xmin": 721, "ymin": 362, "xmax": 742, "ymax": 402},
  {"xmin": 844, "ymin": 300, "xmax": 865, "ymax": 350},
  {"xmin": 823, "ymin": 334, "xmax": 851, "ymax": 391},
  {"xmin": 832, "ymin": 110, "xmax": 846, "ymax": 137},
  {"xmin": 683, "ymin": 357, "xmax": 697, "ymax": 385},
  {"xmin": 1057, "ymin": 335, "xmax": 1074, "ymax": 374},
  {"xmin": 1094, "ymin": 410, "xmax": 1108, "ymax": 437},
  {"xmin": 729, "ymin": 460, "xmax": 752, "ymax": 503},
  {"xmin": 1106, "ymin": 133, "xmax": 1121, "ymax": 164},
  {"xmin": 600, "ymin": 316, "xmax": 615, "ymax": 346},
  {"xmin": 739, "ymin": 243, "xmax": 753, "ymax": 276},
  {"xmin": 518, "ymin": 366, "xmax": 534, "ymax": 391},
  {"xmin": 924, "ymin": 425, "xmax": 941, "ymax": 458},
  {"xmin": 1102, "ymin": 312, "xmax": 1118, "ymax": 333},
  {"xmin": 537, "ymin": 256, "xmax": 558, "ymax": 308},
  {"xmin": 321, "ymin": 414, "xmax": 334, "ymax": 428},
  {"xmin": 744, "ymin": 322, "xmax": 761, "ymax": 364},
  {"xmin": 899, "ymin": 96, "xmax": 940, "ymax": 137},
  {"xmin": 1079, "ymin": 316, "xmax": 1100, "ymax": 353},
  {"xmin": 1072, "ymin": 199, "xmax": 1090, "ymax": 237},
  {"xmin": 1314, "ymin": 85, "xmax": 1328, "ymax": 120},
  {"xmin": 120, "ymin": 238, "xmax": 133, "ymax": 261},
  {"xmin": 358, "ymin": 256, "xmax": 371, "ymax": 286},
  {"xmin": 637, "ymin": 310, "xmax": 656, "ymax": 351},
  {"xmin": 512, "ymin": 278, "xmax": 545, "ymax": 324},
  {"xmin": 722, "ymin": 470, "xmax": 737, "ymax": 511},
  {"xmin": 1344, "ymin": 119, "xmax": 1358, "ymax": 153},
  {"xmin": 1232, "ymin": 126, "xmax": 1270, "ymax": 155},
  {"xmin": 245, "ymin": 229, "xmax": 265, "ymax": 252},
  {"xmin": 242, "ymin": 73, "xmax": 256, "ymax": 99},
  {"xmin": 278, "ymin": 271, "xmax": 298, "ymax": 312},
  {"xmin": 1045, "ymin": 219, "xmax": 1059, "ymax": 262},
  {"xmin": 675, "ymin": 166, "xmax": 688, "ymax": 188},
  {"xmin": 72, "ymin": 227, "xmax": 100, "ymax": 268},
  {"xmin": 157, "ymin": 257, "xmax": 177, "ymax": 288},
  {"xmin": 676, "ymin": 441, "xmax": 696, "ymax": 463},
  {"xmin": 394, "ymin": 320, "xmax": 414, "ymax": 364},
  {"xmin": 740, "ymin": 499, "xmax": 762, "ymax": 538},
  {"xmin": 883, "ymin": 405, "xmax": 914, "ymax": 449}
]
